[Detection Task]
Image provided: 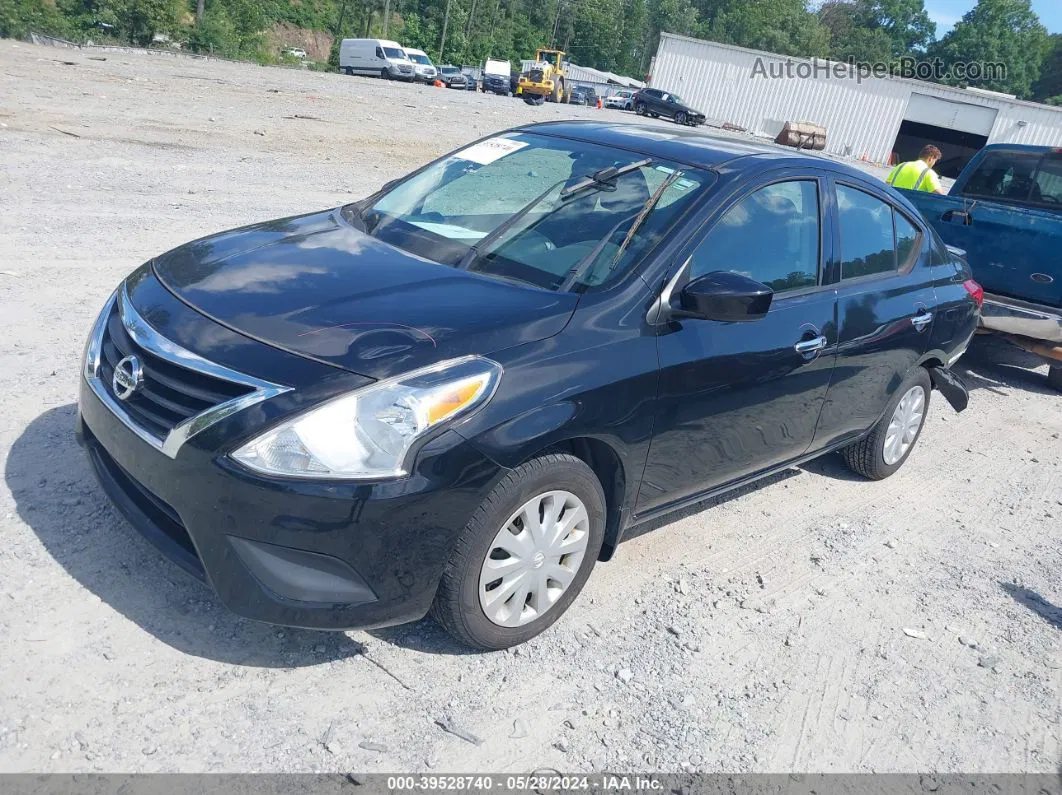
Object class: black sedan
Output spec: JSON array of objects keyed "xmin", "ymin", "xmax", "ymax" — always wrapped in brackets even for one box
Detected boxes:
[
  {"xmin": 78, "ymin": 122, "xmax": 980, "ymax": 650},
  {"xmin": 632, "ymin": 87, "xmax": 705, "ymax": 126}
]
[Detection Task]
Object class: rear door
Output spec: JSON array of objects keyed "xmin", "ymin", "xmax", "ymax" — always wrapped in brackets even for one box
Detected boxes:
[
  {"xmin": 636, "ymin": 173, "xmax": 838, "ymax": 514},
  {"xmin": 811, "ymin": 179, "xmax": 937, "ymax": 450}
]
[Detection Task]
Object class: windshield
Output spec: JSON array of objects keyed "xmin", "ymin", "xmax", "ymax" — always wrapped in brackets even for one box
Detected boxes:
[
  {"xmin": 384, "ymin": 47, "xmax": 407, "ymax": 60},
  {"xmin": 348, "ymin": 133, "xmax": 712, "ymax": 292},
  {"xmin": 439, "ymin": 65, "xmax": 457, "ymax": 74},
  {"xmin": 408, "ymin": 53, "xmax": 432, "ymax": 65}
]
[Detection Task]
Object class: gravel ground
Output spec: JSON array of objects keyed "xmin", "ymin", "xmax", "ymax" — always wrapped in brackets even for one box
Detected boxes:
[{"xmin": 0, "ymin": 39, "xmax": 1059, "ymax": 774}]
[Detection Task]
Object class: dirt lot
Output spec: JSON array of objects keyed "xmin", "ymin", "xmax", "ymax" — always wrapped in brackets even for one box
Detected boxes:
[{"xmin": 0, "ymin": 39, "xmax": 1060, "ymax": 774}]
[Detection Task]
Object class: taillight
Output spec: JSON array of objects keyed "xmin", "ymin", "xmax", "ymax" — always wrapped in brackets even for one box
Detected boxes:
[{"xmin": 963, "ymin": 279, "xmax": 984, "ymax": 309}]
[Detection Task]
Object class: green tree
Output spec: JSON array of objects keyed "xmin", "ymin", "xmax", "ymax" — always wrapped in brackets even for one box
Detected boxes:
[
  {"xmin": 929, "ymin": 0, "xmax": 1049, "ymax": 98},
  {"xmin": 0, "ymin": 0, "xmax": 76, "ymax": 39},
  {"xmin": 1032, "ymin": 33, "xmax": 1062, "ymax": 101},
  {"xmin": 708, "ymin": 0, "xmax": 829, "ymax": 57},
  {"xmin": 819, "ymin": 0, "xmax": 934, "ymax": 63}
]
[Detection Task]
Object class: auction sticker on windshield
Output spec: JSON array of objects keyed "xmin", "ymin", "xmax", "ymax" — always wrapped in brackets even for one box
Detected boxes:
[{"xmin": 457, "ymin": 137, "xmax": 529, "ymax": 165}]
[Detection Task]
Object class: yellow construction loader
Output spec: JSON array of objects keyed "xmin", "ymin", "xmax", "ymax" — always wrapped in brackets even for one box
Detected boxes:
[{"xmin": 517, "ymin": 48, "xmax": 571, "ymax": 103}]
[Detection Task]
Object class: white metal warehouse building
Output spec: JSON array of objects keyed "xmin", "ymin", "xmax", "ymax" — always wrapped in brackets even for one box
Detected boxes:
[{"xmin": 650, "ymin": 32, "xmax": 1062, "ymax": 177}]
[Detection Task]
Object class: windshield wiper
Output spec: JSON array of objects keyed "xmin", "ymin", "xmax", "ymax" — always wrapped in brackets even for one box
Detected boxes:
[
  {"xmin": 455, "ymin": 158, "xmax": 655, "ymax": 272},
  {"xmin": 559, "ymin": 158, "xmax": 652, "ymax": 199},
  {"xmin": 558, "ymin": 168, "xmax": 684, "ymax": 292},
  {"xmin": 454, "ymin": 176, "xmax": 570, "ymax": 271}
]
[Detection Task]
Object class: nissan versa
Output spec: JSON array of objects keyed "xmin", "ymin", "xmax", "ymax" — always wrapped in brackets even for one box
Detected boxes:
[{"xmin": 78, "ymin": 122, "xmax": 981, "ymax": 650}]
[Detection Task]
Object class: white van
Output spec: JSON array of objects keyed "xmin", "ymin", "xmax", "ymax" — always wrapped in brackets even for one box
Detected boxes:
[
  {"xmin": 339, "ymin": 39, "xmax": 415, "ymax": 81},
  {"xmin": 403, "ymin": 47, "xmax": 438, "ymax": 83}
]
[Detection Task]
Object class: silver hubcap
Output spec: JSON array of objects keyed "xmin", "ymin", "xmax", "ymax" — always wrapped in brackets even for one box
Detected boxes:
[
  {"xmin": 479, "ymin": 490, "xmax": 590, "ymax": 628},
  {"xmin": 883, "ymin": 385, "xmax": 926, "ymax": 465}
]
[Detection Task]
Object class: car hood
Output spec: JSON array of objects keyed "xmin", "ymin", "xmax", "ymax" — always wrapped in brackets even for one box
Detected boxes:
[{"xmin": 151, "ymin": 209, "xmax": 577, "ymax": 380}]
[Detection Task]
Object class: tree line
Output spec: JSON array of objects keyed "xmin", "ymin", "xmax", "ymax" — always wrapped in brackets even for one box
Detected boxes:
[{"xmin": 2, "ymin": 0, "xmax": 1059, "ymax": 102}]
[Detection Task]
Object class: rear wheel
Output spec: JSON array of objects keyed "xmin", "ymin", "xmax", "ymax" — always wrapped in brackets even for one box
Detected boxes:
[
  {"xmin": 841, "ymin": 367, "xmax": 932, "ymax": 480},
  {"xmin": 431, "ymin": 453, "xmax": 606, "ymax": 650},
  {"xmin": 634, "ymin": 102, "xmax": 647, "ymax": 115},
  {"xmin": 343, "ymin": 66, "xmax": 353, "ymax": 76}
]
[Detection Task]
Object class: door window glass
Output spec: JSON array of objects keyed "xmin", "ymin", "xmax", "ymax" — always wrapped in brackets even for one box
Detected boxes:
[
  {"xmin": 894, "ymin": 210, "xmax": 922, "ymax": 271},
  {"xmin": 1032, "ymin": 157, "xmax": 1062, "ymax": 205},
  {"xmin": 837, "ymin": 185, "xmax": 897, "ymax": 279},
  {"xmin": 690, "ymin": 180, "xmax": 820, "ymax": 292}
]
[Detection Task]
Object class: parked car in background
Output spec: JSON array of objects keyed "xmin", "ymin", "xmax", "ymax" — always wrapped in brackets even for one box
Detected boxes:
[
  {"xmin": 460, "ymin": 66, "xmax": 479, "ymax": 90},
  {"xmin": 900, "ymin": 144, "xmax": 1062, "ymax": 389},
  {"xmin": 437, "ymin": 65, "xmax": 468, "ymax": 89},
  {"xmin": 78, "ymin": 122, "xmax": 978, "ymax": 651},
  {"xmin": 632, "ymin": 88, "xmax": 705, "ymax": 126},
  {"xmin": 282, "ymin": 47, "xmax": 307, "ymax": 59},
  {"xmin": 604, "ymin": 89, "xmax": 635, "ymax": 110},
  {"xmin": 568, "ymin": 85, "xmax": 597, "ymax": 106},
  {"xmin": 339, "ymin": 38, "xmax": 415, "ymax": 81},
  {"xmin": 403, "ymin": 47, "xmax": 437, "ymax": 83},
  {"xmin": 482, "ymin": 58, "xmax": 511, "ymax": 95}
]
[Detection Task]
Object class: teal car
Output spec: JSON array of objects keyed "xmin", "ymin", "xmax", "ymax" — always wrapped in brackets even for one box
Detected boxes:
[{"xmin": 900, "ymin": 145, "xmax": 1062, "ymax": 389}]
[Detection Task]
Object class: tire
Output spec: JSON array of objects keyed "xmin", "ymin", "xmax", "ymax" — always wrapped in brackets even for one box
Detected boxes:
[
  {"xmin": 634, "ymin": 102, "xmax": 646, "ymax": 115},
  {"xmin": 380, "ymin": 68, "xmax": 389, "ymax": 80},
  {"xmin": 431, "ymin": 453, "xmax": 606, "ymax": 650},
  {"xmin": 343, "ymin": 67, "xmax": 353, "ymax": 76},
  {"xmin": 1048, "ymin": 365, "xmax": 1062, "ymax": 392},
  {"xmin": 841, "ymin": 367, "xmax": 932, "ymax": 480},
  {"xmin": 675, "ymin": 111, "xmax": 686, "ymax": 125}
]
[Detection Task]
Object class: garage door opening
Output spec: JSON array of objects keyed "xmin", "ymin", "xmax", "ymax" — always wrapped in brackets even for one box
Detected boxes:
[
  {"xmin": 893, "ymin": 93, "xmax": 998, "ymax": 179},
  {"xmin": 891, "ymin": 119, "xmax": 988, "ymax": 179}
]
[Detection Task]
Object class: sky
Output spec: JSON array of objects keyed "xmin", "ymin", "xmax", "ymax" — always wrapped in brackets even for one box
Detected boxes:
[{"xmin": 925, "ymin": 0, "xmax": 1061, "ymax": 36}]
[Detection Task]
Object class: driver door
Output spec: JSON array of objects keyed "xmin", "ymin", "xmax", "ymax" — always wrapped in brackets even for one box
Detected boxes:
[
  {"xmin": 636, "ymin": 174, "xmax": 839, "ymax": 515},
  {"xmin": 662, "ymin": 93, "xmax": 679, "ymax": 119}
]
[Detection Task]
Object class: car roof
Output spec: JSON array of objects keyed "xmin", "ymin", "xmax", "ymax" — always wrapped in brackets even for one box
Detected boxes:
[{"xmin": 520, "ymin": 121, "xmax": 862, "ymax": 174}]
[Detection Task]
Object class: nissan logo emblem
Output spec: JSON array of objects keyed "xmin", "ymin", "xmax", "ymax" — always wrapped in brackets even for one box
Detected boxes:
[{"xmin": 112, "ymin": 355, "xmax": 144, "ymax": 400}]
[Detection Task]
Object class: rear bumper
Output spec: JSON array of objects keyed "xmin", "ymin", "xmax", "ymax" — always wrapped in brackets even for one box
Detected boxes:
[{"xmin": 980, "ymin": 292, "xmax": 1062, "ymax": 344}]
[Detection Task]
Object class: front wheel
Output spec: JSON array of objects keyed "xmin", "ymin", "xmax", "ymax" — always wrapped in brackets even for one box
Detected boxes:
[
  {"xmin": 841, "ymin": 367, "xmax": 932, "ymax": 480},
  {"xmin": 675, "ymin": 111, "xmax": 686, "ymax": 125},
  {"xmin": 431, "ymin": 453, "xmax": 606, "ymax": 650}
]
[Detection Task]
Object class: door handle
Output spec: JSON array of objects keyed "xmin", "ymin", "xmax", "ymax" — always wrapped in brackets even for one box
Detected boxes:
[
  {"xmin": 794, "ymin": 335, "xmax": 828, "ymax": 355},
  {"xmin": 911, "ymin": 309, "xmax": 934, "ymax": 331},
  {"xmin": 942, "ymin": 209, "xmax": 973, "ymax": 225}
]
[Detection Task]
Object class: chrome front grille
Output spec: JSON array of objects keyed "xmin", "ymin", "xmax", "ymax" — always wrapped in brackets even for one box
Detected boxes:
[
  {"xmin": 83, "ymin": 286, "xmax": 290, "ymax": 458},
  {"xmin": 99, "ymin": 305, "xmax": 252, "ymax": 438}
]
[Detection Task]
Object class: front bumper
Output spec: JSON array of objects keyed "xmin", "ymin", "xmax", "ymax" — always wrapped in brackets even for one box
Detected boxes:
[
  {"xmin": 76, "ymin": 282, "xmax": 505, "ymax": 631},
  {"xmin": 980, "ymin": 292, "xmax": 1062, "ymax": 344}
]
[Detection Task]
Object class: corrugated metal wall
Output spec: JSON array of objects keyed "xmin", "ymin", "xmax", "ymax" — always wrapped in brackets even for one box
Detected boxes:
[{"xmin": 651, "ymin": 33, "xmax": 1062, "ymax": 163}]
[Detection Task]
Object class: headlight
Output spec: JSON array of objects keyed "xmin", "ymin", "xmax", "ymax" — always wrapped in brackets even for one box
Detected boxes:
[
  {"xmin": 83, "ymin": 289, "xmax": 118, "ymax": 380},
  {"xmin": 231, "ymin": 356, "xmax": 502, "ymax": 480}
]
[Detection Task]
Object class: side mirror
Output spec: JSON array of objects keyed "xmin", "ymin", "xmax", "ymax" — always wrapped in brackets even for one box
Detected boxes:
[{"xmin": 677, "ymin": 271, "xmax": 773, "ymax": 322}]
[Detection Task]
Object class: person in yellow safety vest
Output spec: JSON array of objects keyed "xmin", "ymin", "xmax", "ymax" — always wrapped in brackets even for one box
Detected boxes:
[{"xmin": 886, "ymin": 144, "xmax": 945, "ymax": 194}]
